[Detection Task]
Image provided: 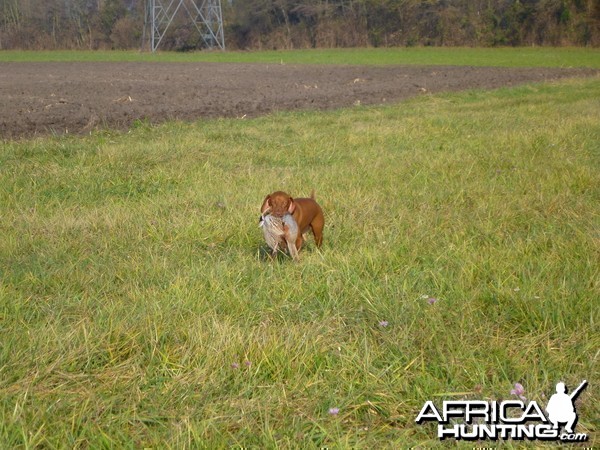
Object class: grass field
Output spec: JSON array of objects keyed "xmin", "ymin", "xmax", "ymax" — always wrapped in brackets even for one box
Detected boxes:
[
  {"xmin": 0, "ymin": 50, "xmax": 599, "ymax": 448},
  {"xmin": 1, "ymin": 47, "xmax": 600, "ymax": 68}
]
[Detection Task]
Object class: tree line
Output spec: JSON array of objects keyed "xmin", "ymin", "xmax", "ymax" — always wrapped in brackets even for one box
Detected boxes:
[{"xmin": 1, "ymin": 0, "xmax": 598, "ymax": 50}]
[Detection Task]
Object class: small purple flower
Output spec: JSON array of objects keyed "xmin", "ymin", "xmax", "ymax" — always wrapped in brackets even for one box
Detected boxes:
[
  {"xmin": 244, "ymin": 360, "xmax": 252, "ymax": 367},
  {"xmin": 510, "ymin": 383, "xmax": 526, "ymax": 401},
  {"xmin": 427, "ymin": 297, "xmax": 438, "ymax": 305},
  {"xmin": 379, "ymin": 320, "xmax": 389, "ymax": 327},
  {"xmin": 328, "ymin": 407, "xmax": 340, "ymax": 416},
  {"xmin": 231, "ymin": 362, "xmax": 240, "ymax": 369}
]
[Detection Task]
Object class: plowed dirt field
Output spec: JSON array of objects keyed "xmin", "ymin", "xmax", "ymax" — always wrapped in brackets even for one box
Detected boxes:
[{"xmin": 1, "ymin": 62, "xmax": 596, "ymax": 138}]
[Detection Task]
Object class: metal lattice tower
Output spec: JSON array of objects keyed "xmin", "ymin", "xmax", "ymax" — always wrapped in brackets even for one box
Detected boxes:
[{"xmin": 144, "ymin": 0, "xmax": 225, "ymax": 51}]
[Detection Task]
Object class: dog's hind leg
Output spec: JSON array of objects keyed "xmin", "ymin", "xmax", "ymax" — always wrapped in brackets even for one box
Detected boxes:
[{"xmin": 310, "ymin": 216, "xmax": 324, "ymax": 248}]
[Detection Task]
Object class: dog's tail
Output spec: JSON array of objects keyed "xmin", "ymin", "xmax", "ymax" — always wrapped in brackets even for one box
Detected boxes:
[{"xmin": 310, "ymin": 189, "xmax": 316, "ymax": 200}]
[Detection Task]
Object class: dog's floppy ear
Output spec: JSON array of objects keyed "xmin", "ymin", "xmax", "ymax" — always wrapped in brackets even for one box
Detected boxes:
[
  {"xmin": 287, "ymin": 197, "xmax": 296, "ymax": 214},
  {"xmin": 261, "ymin": 195, "xmax": 271, "ymax": 214}
]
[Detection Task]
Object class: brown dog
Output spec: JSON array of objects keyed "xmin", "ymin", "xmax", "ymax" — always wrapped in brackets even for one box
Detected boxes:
[{"xmin": 260, "ymin": 191, "xmax": 324, "ymax": 255}]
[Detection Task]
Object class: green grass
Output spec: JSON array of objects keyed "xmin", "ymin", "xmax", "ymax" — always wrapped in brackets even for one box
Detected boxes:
[
  {"xmin": 1, "ymin": 47, "xmax": 600, "ymax": 67},
  {"xmin": 1, "ymin": 77, "xmax": 599, "ymax": 447}
]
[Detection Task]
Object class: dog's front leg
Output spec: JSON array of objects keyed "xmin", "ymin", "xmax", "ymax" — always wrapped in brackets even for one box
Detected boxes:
[{"xmin": 286, "ymin": 239, "xmax": 299, "ymax": 260}]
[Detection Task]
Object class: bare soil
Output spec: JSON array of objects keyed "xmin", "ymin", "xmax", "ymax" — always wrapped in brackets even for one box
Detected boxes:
[{"xmin": 0, "ymin": 62, "xmax": 597, "ymax": 138}]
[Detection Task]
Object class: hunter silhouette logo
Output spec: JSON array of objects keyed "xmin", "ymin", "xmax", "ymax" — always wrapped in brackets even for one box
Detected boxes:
[
  {"xmin": 546, "ymin": 380, "xmax": 587, "ymax": 434},
  {"xmin": 416, "ymin": 380, "xmax": 588, "ymax": 442}
]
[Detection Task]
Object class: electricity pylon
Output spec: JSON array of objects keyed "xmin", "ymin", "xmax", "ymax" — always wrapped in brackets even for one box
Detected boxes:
[{"xmin": 144, "ymin": 0, "xmax": 225, "ymax": 51}]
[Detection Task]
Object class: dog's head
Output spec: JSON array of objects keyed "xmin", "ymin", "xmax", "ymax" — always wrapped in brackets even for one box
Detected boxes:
[{"xmin": 261, "ymin": 191, "xmax": 296, "ymax": 217}]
